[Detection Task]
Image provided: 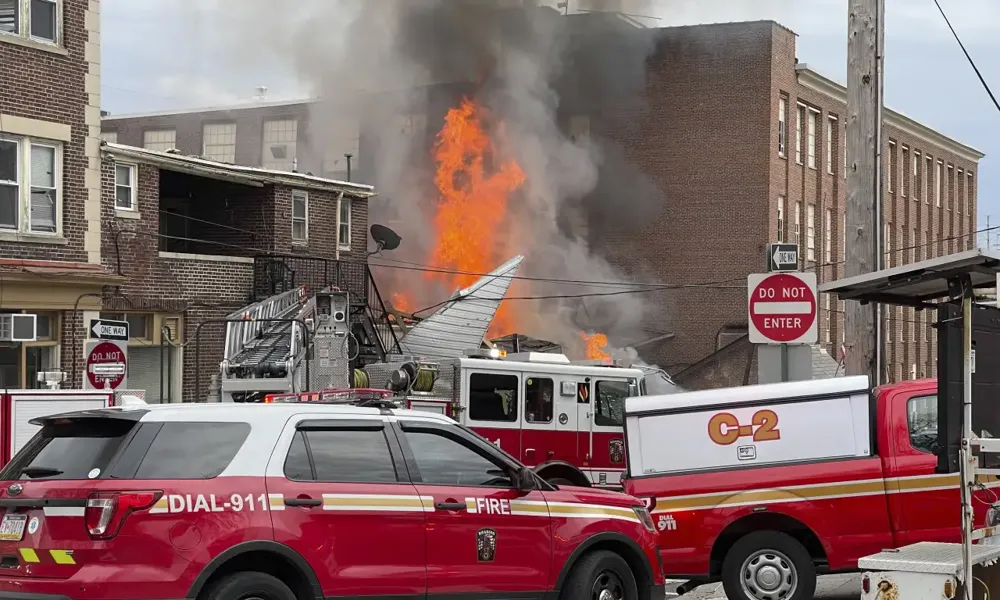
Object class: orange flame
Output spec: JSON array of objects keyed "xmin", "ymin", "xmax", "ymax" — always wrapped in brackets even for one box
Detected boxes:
[
  {"xmin": 391, "ymin": 292, "xmax": 411, "ymax": 313},
  {"xmin": 426, "ymin": 97, "xmax": 526, "ymax": 336},
  {"xmin": 581, "ymin": 332, "xmax": 610, "ymax": 360}
]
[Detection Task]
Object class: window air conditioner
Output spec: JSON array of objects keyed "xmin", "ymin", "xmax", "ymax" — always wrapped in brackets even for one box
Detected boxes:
[{"xmin": 0, "ymin": 314, "xmax": 36, "ymax": 342}]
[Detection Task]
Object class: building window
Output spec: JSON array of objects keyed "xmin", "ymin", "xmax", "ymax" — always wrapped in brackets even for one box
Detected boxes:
[
  {"xmin": 947, "ymin": 165, "xmax": 954, "ymax": 211},
  {"xmin": 777, "ymin": 195, "xmax": 784, "ymax": 242},
  {"xmin": 923, "ymin": 310, "xmax": 929, "ymax": 342},
  {"xmin": 842, "ymin": 213, "xmax": 847, "ymax": 261},
  {"xmin": 824, "ymin": 208, "xmax": 832, "ymax": 263},
  {"xmin": 826, "ymin": 115, "xmax": 836, "ymax": 174},
  {"xmin": 925, "ymin": 156, "xmax": 932, "ymax": 204},
  {"xmin": 910, "ymin": 363, "xmax": 917, "ymax": 380},
  {"xmin": 262, "ymin": 119, "xmax": 297, "ymax": 171},
  {"xmin": 914, "ymin": 152, "xmax": 921, "ymax": 201},
  {"xmin": 100, "ymin": 131, "xmax": 118, "ymax": 144},
  {"xmin": 806, "ymin": 204, "xmax": 815, "ymax": 261},
  {"xmin": 0, "ymin": 0, "xmax": 59, "ymax": 44},
  {"xmin": 795, "ymin": 105, "xmax": 804, "ymax": 164},
  {"xmin": 114, "ymin": 163, "xmax": 137, "ymax": 211},
  {"xmin": 911, "ymin": 229, "xmax": 917, "ymax": 263},
  {"xmin": 794, "ymin": 202, "xmax": 801, "ymax": 242},
  {"xmin": 901, "ymin": 146, "xmax": 909, "ymax": 197},
  {"xmin": 143, "ymin": 130, "xmax": 176, "ymax": 152},
  {"xmin": 806, "ymin": 110, "xmax": 817, "ymax": 169},
  {"xmin": 887, "ymin": 141, "xmax": 895, "ymax": 193},
  {"xmin": 778, "ymin": 97, "xmax": 787, "ymax": 157},
  {"xmin": 957, "ymin": 168, "xmax": 964, "ymax": 215},
  {"xmin": 897, "ymin": 307, "xmax": 904, "ymax": 342},
  {"xmin": 935, "ymin": 160, "xmax": 943, "ymax": 207},
  {"xmin": 338, "ymin": 198, "xmax": 351, "ymax": 251},
  {"xmin": 202, "ymin": 123, "xmax": 236, "ymax": 164},
  {"xmin": 823, "ymin": 294, "xmax": 831, "ymax": 343},
  {"xmin": 291, "ymin": 190, "xmax": 308, "ymax": 243},
  {"xmin": 100, "ymin": 312, "xmax": 151, "ymax": 341},
  {"xmin": 0, "ymin": 135, "xmax": 61, "ymax": 234},
  {"xmin": 884, "ymin": 223, "xmax": 891, "ymax": 267}
]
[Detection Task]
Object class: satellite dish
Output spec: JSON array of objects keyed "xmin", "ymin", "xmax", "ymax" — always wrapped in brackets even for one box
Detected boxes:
[{"xmin": 370, "ymin": 224, "xmax": 402, "ymax": 252}]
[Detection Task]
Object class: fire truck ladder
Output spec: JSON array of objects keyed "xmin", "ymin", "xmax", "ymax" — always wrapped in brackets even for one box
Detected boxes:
[{"xmin": 218, "ymin": 287, "xmax": 313, "ymax": 402}]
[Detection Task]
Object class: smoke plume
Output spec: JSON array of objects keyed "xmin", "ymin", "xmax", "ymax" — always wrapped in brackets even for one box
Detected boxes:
[{"xmin": 207, "ymin": 0, "xmax": 670, "ymax": 359}]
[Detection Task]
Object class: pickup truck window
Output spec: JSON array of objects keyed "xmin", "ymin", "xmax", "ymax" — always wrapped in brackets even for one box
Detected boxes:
[{"xmin": 907, "ymin": 394, "xmax": 938, "ymax": 454}]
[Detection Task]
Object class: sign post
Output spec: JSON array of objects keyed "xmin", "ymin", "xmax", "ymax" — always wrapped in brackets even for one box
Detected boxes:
[
  {"xmin": 749, "ymin": 270, "xmax": 818, "ymax": 383},
  {"xmin": 84, "ymin": 340, "xmax": 128, "ymax": 391}
]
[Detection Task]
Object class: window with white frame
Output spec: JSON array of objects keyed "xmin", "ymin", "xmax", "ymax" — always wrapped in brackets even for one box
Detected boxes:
[
  {"xmin": 842, "ymin": 213, "xmax": 846, "ymax": 261},
  {"xmin": 777, "ymin": 195, "xmax": 784, "ymax": 242},
  {"xmin": 958, "ymin": 168, "xmax": 964, "ymax": 215},
  {"xmin": 806, "ymin": 204, "xmax": 815, "ymax": 261},
  {"xmin": 884, "ymin": 223, "xmax": 891, "ymax": 267},
  {"xmin": 338, "ymin": 198, "xmax": 351, "ymax": 251},
  {"xmin": 114, "ymin": 163, "xmax": 137, "ymax": 211},
  {"xmin": 901, "ymin": 146, "xmax": 908, "ymax": 197},
  {"xmin": 291, "ymin": 190, "xmax": 307, "ymax": 242},
  {"xmin": 911, "ymin": 229, "xmax": 917, "ymax": 263},
  {"xmin": 923, "ymin": 310, "xmax": 929, "ymax": 341},
  {"xmin": 0, "ymin": 135, "xmax": 60, "ymax": 234},
  {"xmin": 935, "ymin": 160, "xmax": 943, "ymax": 207},
  {"xmin": 823, "ymin": 294, "xmax": 830, "ymax": 343},
  {"xmin": 794, "ymin": 202, "xmax": 801, "ymax": 242},
  {"xmin": 795, "ymin": 106, "xmax": 804, "ymax": 164},
  {"xmin": 806, "ymin": 110, "xmax": 817, "ymax": 169},
  {"xmin": 826, "ymin": 122, "xmax": 834, "ymax": 173},
  {"xmin": 202, "ymin": 123, "xmax": 236, "ymax": 163},
  {"xmin": 910, "ymin": 363, "xmax": 917, "ymax": 380},
  {"xmin": 143, "ymin": 130, "xmax": 176, "ymax": 152},
  {"xmin": 824, "ymin": 208, "xmax": 832, "ymax": 263},
  {"xmin": 0, "ymin": 0, "xmax": 59, "ymax": 44},
  {"xmin": 914, "ymin": 152, "xmax": 921, "ymax": 201},
  {"xmin": 887, "ymin": 141, "xmax": 894, "ymax": 193},
  {"xmin": 843, "ymin": 123, "xmax": 847, "ymax": 179},
  {"xmin": 263, "ymin": 120, "xmax": 297, "ymax": 171},
  {"xmin": 925, "ymin": 156, "xmax": 932, "ymax": 203},
  {"xmin": 777, "ymin": 97, "xmax": 787, "ymax": 157},
  {"xmin": 100, "ymin": 131, "xmax": 118, "ymax": 144},
  {"xmin": 923, "ymin": 231, "xmax": 929, "ymax": 260},
  {"xmin": 947, "ymin": 165, "xmax": 954, "ymax": 211},
  {"xmin": 897, "ymin": 307, "xmax": 904, "ymax": 342}
]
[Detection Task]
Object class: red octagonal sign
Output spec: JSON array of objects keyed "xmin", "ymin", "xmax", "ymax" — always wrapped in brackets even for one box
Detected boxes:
[
  {"xmin": 748, "ymin": 272, "xmax": 818, "ymax": 344},
  {"xmin": 86, "ymin": 341, "xmax": 127, "ymax": 390}
]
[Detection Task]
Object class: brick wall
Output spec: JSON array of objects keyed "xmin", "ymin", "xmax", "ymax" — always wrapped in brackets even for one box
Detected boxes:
[{"xmin": 0, "ymin": 0, "xmax": 89, "ymax": 263}]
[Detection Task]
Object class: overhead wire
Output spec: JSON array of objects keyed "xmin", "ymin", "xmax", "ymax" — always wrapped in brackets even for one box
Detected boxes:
[{"xmin": 931, "ymin": 0, "xmax": 1000, "ymax": 115}]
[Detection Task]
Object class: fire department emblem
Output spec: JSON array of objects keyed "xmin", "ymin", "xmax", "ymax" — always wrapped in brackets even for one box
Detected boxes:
[
  {"xmin": 609, "ymin": 439, "xmax": 625, "ymax": 464},
  {"xmin": 477, "ymin": 528, "xmax": 497, "ymax": 562}
]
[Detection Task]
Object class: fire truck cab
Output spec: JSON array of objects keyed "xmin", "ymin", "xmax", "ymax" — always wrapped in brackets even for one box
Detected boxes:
[{"xmin": 272, "ymin": 349, "xmax": 647, "ymax": 489}]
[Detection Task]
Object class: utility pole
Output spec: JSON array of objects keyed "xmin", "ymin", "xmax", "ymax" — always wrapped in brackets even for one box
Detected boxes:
[{"xmin": 845, "ymin": 0, "xmax": 884, "ymax": 385}]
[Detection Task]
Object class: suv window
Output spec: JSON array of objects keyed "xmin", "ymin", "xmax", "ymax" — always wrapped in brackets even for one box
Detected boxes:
[
  {"xmin": 403, "ymin": 430, "xmax": 513, "ymax": 487},
  {"xmin": 525, "ymin": 377, "xmax": 553, "ymax": 423},
  {"xmin": 284, "ymin": 429, "xmax": 398, "ymax": 483},
  {"xmin": 3, "ymin": 418, "xmax": 136, "ymax": 480},
  {"xmin": 907, "ymin": 394, "xmax": 938, "ymax": 454},
  {"xmin": 135, "ymin": 422, "xmax": 250, "ymax": 479},
  {"xmin": 468, "ymin": 373, "xmax": 518, "ymax": 422},
  {"xmin": 595, "ymin": 380, "xmax": 629, "ymax": 427}
]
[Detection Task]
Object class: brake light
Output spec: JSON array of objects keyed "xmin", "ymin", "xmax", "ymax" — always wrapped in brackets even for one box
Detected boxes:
[{"xmin": 85, "ymin": 491, "xmax": 162, "ymax": 539}]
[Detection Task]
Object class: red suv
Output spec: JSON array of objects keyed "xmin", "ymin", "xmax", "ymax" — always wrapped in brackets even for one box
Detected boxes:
[{"xmin": 0, "ymin": 402, "xmax": 664, "ymax": 600}]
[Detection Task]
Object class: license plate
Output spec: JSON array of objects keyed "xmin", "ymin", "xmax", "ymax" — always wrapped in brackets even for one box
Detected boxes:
[{"xmin": 0, "ymin": 514, "xmax": 27, "ymax": 542}]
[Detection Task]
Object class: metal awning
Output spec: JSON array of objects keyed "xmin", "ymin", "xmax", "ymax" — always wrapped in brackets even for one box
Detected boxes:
[{"xmin": 819, "ymin": 248, "xmax": 1000, "ymax": 307}]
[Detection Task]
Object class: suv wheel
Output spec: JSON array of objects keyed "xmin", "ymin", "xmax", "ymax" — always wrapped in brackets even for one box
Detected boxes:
[
  {"xmin": 721, "ymin": 531, "xmax": 816, "ymax": 600},
  {"xmin": 561, "ymin": 549, "xmax": 639, "ymax": 600},
  {"xmin": 202, "ymin": 572, "xmax": 297, "ymax": 600}
]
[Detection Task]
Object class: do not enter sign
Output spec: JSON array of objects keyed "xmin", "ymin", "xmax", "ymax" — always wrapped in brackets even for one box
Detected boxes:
[
  {"xmin": 85, "ymin": 340, "xmax": 128, "ymax": 390},
  {"xmin": 747, "ymin": 272, "xmax": 818, "ymax": 344}
]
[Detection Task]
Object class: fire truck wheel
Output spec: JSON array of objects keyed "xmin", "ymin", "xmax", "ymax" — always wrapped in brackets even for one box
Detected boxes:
[
  {"xmin": 561, "ymin": 549, "xmax": 640, "ymax": 600},
  {"xmin": 201, "ymin": 571, "xmax": 297, "ymax": 600},
  {"xmin": 721, "ymin": 531, "xmax": 816, "ymax": 600},
  {"xmin": 548, "ymin": 477, "xmax": 575, "ymax": 487}
]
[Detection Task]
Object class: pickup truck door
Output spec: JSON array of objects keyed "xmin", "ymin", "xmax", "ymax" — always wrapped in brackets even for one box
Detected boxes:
[{"xmin": 884, "ymin": 387, "xmax": 958, "ymax": 544}]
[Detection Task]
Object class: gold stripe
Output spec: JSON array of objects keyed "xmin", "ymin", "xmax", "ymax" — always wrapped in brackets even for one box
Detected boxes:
[
  {"xmin": 18, "ymin": 548, "xmax": 39, "ymax": 563},
  {"xmin": 655, "ymin": 479, "xmax": 886, "ymax": 512},
  {"xmin": 49, "ymin": 550, "xmax": 75, "ymax": 565},
  {"xmin": 510, "ymin": 502, "xmax": 549, "ymax": 514},
  {"xmin": 268, "ymin": 496, "xmax": 283, "ymax": 507},
  {"xmin": 549, "ymin": 504, "xmax": 637, "ymax": 519},
  {"xmin": 153, "ymin": 498, "xmax": 168, "ymax": 509}
]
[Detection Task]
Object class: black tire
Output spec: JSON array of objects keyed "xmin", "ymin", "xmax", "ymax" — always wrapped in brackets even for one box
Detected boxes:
[
  {"xmin": 201, "ymin": 572, "xmax": 297, "ymax": 600},
  {"xmin": 548, "ymin": 477, "xmax": 576, "ymax": 487},
  {"xmin": 721, "ymin": 531, "xmax": 816, "ymax": 600},
  {"xmin": 561, "ymin": 549, "xmax": 640, "ymax": 600}
]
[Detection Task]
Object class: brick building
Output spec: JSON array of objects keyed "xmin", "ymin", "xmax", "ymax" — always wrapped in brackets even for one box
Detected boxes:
[
  {"xmin": 97, "ymin": 143, "xmax": 375, "ymax": 401},
  {"xmin": 99, "ymin": 17, "xmax": 983, "ymax": 385},
  {"xmin": 0, "ymin": 0, "xmax": 112, "ymax": 387}
]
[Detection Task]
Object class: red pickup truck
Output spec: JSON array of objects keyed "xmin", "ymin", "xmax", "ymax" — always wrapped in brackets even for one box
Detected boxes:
[{"xmin": 622, "ymin": 376, "xmax": 994, "ymax": 600}]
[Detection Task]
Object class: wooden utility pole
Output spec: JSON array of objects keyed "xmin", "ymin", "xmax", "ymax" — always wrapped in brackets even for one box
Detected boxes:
[{"xmin": 845, "ymin": 0, "xmax": 884, "ymax": 385}]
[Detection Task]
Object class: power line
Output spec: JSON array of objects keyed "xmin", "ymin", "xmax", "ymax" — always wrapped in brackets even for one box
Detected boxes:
[{"xmin": 932, "ymin": 0, "xmax": 1000, "ymax": 115}]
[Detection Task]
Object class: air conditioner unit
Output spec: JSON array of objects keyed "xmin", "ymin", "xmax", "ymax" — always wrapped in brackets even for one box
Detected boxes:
[{"xmin": 0, "ymin": 314, "xmax": 36, "ymax": 342}]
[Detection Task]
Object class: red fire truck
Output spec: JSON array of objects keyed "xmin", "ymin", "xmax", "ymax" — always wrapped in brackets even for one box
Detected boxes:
[{"xmin": 267, "ymin": 349, "xmax": 647, "ymax": 489}]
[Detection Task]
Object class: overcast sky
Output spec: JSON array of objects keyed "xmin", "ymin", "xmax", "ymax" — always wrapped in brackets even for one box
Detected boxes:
[{"xmin": 100, "ymin": 0, "xmax": 1000, "ymax": 243}]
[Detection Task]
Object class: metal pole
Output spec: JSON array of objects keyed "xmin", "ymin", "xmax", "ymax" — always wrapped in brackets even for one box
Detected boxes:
[
  {"xmin": 960, "ymin": 278, "xmax": 975, "ymax": 591},
  {"xmin": 780, "ymin": 345, "xmax": 789, "ymax": 382},
  {"xmin": 845, "ymin": 0, "xmax": 883, "ymax": 385}
]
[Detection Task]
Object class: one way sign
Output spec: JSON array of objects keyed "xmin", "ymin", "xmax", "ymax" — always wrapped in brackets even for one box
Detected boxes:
[
  {"xmin": 767, "ymin": 243, "xmax": 799, "ymax": 272},
  {"xmin": 90, "ymin": 319, "xmax": 129, "ymax": 341}
]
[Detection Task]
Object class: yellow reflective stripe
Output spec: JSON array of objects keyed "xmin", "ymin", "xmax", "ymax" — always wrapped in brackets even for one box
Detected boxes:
[
  {"xmin": 49, "ymin": 550, "xmax": 75, "ymax": 565},
  {"xmin": 18, "ymin": 548, "xmax": 39, "ymax": 563}
]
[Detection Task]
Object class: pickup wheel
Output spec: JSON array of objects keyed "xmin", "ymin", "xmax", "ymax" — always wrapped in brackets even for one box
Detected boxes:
[
  {"xmin": 721, "ymin": 531, "xmax": 816, "ymax": 600},
  {"xmin": 561, "ymin": 549, "xmax": 640, "ymax": 600},
  {"xmin": 201, "ymin": 572, "xmax": 296, "ymax": 600}
]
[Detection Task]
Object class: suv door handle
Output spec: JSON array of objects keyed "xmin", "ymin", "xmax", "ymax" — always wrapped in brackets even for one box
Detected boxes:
[
  {"xmin": 435, "ymin": 501, "xmax": 467, "ymax": 511},
  {"xmin": 284, "ymin": 497, "xmax": 322, "ymax": 507}
]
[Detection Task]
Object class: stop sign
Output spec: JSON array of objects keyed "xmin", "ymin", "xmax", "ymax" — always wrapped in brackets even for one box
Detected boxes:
[
  {"xmin": 86, "ymin": 341, "xmax": 128, "ymax": 390},
  {"xmin": 748, "ymin": 272, "xmax": 818, "ymax": 344}
]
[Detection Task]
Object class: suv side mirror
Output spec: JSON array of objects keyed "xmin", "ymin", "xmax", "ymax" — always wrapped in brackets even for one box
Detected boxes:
[{"xmin": 513, "ymin": 466, "xmax": 535, "ymax": 493}]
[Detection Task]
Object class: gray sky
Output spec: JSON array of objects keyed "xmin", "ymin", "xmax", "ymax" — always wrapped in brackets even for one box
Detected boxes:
[{"xmin": 100, "ymin": 0, "xmax": 1000, "ymax": 241}]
